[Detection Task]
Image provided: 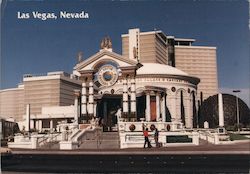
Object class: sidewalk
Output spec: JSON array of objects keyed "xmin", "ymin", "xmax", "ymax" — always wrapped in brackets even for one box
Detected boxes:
[{"xmin": 5, "ymin": 141, "xmax": 250, "ymax": 155}]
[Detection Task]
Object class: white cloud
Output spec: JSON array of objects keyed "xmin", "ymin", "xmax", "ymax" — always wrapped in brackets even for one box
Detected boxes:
[{"xmin": 219, "ymin": 88, "xmax": 250, "ymax": 107}]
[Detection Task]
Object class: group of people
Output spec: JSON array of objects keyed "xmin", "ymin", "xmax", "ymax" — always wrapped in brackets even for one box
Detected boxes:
[
  {"xmin": 115, "ymin": 107, "xmax": 161, "ymax": 148},
  {"xmin": 143, "ymin": 126, "xmax": 160, "ymax": 148}
]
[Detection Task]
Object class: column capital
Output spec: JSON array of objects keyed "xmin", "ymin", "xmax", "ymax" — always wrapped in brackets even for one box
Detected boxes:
[
  {"xmin": 79, "ymin": 70, "xmax": 94, "ymax": 82},
  {"xmin": 74, "ymin": 89, "xmax": 81, "ymax": 97},
  {"xmin": 156, "ymin": 92, "xmax": 161, "ymax": 96},
  {"xmin": 145, "ymin": 90, "xmax": 151, "ymax": 95},
  {"xmin": 120, "ymin": 66, "xmax": 136, "ymax": 79}
]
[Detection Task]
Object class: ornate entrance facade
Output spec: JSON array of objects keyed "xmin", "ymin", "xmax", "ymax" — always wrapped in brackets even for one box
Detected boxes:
[{"xmin": 73, "ymin": 37, "xmax": 200, "ymax": 130}]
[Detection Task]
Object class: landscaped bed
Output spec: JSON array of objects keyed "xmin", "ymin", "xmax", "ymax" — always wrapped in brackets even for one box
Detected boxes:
[
  {"xmin": 228, "ymin": 133, "xmax": 250, "ymax": 141},
  {"xmin": 166, "ymin": 135, "xmax": 192, "ymax": 143}
]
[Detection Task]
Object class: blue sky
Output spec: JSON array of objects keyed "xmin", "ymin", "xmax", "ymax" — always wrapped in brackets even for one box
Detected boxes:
[{"xmin": 1, "ymin": 0, "xmax": 249, "ymax": 105}]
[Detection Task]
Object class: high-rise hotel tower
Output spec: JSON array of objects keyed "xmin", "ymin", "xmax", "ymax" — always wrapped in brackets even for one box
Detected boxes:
[{"xmin": 121, "ymin": 28, "xmax": 218, "ymax": 100}]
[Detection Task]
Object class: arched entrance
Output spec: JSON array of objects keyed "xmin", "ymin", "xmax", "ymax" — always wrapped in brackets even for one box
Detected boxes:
[{"xmin": 97, "ymin": 94, "xmax": 122, "ymax": 131}]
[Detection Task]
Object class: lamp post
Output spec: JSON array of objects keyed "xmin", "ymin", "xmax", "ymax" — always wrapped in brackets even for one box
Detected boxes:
[{"xmin": 233, "ymin": 90, "xmax": 241, "ymax": 132}]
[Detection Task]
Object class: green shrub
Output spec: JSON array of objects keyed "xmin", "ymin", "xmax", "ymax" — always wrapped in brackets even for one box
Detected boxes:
[
  {"xmin": 166, "ymin": 135, "xmax": 192, "ymax": 143},
  {"xmin": 228, "ymin": 133, "xmax": 249, "ymax": 141}
]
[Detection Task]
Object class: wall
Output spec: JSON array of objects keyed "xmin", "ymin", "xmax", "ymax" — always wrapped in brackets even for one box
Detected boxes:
[
  {"xmin": 175, "ymin": 46, "xmax": 218, "ymax": 100},
  {"xmin": 0, "ymin": 86, "xmax": 24, "ymax": 121},
  {"xmin": 122, "ymin": 31, "xmax": 168, "ymax": 64},
  {"xmin": 0, "ymin": 73, "xmax": 81, "ymax": 121}
]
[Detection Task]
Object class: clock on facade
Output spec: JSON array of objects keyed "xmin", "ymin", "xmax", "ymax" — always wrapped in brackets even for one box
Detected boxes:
[{"xmin": 97, "ymin": 64, "xmax": 118, "ymax": 87}]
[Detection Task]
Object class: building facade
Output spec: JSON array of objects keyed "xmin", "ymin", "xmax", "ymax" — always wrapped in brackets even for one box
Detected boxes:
[
  {"xmin": 122, "ymin": 28, "xmax": 168, "ymax": 64},
  {"xmin": 122, "ymin": 28, "xmax": 218, "ymax": 100},
  {"xmin": 73, "ymin": 37, "xmax": 200, "ymax": 130},
  {"xmin": 175, "ymin": 40, "xmax": 218, "ymax": 100},
  {"xmin": 1, "ymin": 28, "xmax": 219, "ymax": 132},
  {"xmin": 0, "ymin": 71, "xmax": 81, "ymax": 123},
  {"xmin": 0, "ymin": 85, "xmax": 24, "ymax": 121}
]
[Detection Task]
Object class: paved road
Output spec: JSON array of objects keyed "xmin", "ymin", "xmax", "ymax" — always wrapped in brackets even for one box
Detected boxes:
[
  {"xmin": 2, "ymin": 153, "xmax": 250, "ymax": 173},
  {"xmin": 2, "ymin": 141, "xmax": 250, "ymax": 173},
  {"xmin": 5, "ymin": 141, "xmax": 250, "ymax": 155}
]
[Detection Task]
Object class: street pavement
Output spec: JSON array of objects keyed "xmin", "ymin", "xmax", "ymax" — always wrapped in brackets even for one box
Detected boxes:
[
  {"xmin": 1, "ymin": 141, "xmax": 250, "ymax": 173},
  {"xmin": 6, "ymin": 140, "xmax": 250, "ymax": 155}
]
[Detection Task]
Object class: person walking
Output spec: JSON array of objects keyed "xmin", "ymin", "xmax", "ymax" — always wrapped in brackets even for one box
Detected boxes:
[
  {"xmin": 143, "ymin": 128, "xmax": 152, "ymax": 148},
  {"xmin": 154, "ymin": 128, "xmax": 159, "ymax": 147}
]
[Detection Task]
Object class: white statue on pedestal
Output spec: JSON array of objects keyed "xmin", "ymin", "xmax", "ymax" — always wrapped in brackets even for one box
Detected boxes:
[{"xmin": 116, "ymin": 108, "xmax": 122, "ymax": 122}]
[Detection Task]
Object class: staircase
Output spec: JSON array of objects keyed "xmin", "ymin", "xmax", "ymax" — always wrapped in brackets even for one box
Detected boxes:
[
  {"xmin": 79, "ymin": 131, "xmax": 120, "ymax": 149},
  {"xmin": 37, "ymin": 133, "xmax": 61, "ymax": 149},
  {"xmin": 39, "ymin": 141, "xmax": 60, "ymax": 149}
]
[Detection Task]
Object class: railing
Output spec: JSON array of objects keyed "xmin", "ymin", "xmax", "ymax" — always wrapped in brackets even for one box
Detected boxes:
[
  {"xmin": 75, "ymin": 127, "xmax": 102, "ymax": 148},
  {"xmin": 49, "ymin": 132, "xmax": 61, "ymax": 142},
  {"xmin": 118, "ymin": 121, "xmax": 183, "ymax": 132},
  {"xmin": 37, "ymin": 132, "xmax": 61, "ymax": 147},
  {"xmin": 69, "ymin": 129, "xmax": 81, "ymax": 141},
  {"xmin": 37, "ymin": 134, "xmax": 49, "ymax": 146},
  {"xmin": 198, "ymin": 131, "xmax": 219, "ymax": 144},
  {"xmin": 96, "ymin": 128, "xmax": 102, "ymax": 149}
]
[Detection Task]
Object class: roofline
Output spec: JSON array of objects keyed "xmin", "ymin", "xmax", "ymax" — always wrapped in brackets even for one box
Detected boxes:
[
  {"xmin": 23, "ymin": 74, "xmax": 81, "ymax": 85},
  {"xmin": 121, "ymin": 30, "xmax": 163, "ymax": 37},
  {"xmin": 0, "ymin": 86, "xmax": 24, "ymax": 92},
  {"xmin": 74, "ymin": 49, "xmax": 137, "ymax": 70},
  {"xmin": 174, "ymin": 38, "xmax": 196, "ymax": 42},
  {"xmin": 175, "ymin": 45, "xmax": 217, "ymax": 49}
]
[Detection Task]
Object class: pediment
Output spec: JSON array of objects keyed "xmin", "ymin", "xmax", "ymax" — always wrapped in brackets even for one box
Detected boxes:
[{"xmin": 74, "ymin": 50, "xmax": 137, "ymax": 72}]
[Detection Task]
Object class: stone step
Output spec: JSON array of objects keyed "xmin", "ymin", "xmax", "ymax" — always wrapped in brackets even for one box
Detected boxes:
[
  {"xmin": 79, "ymin": 132, "xmax": 120, "ymax": 149},
  {"xmin": 38, "ymin": 131, "xmax": 120, "ymax": 150},
  {"xmin": 39, "ymin": 141, "xmax": 59, "ymax": 149},
  {"xmin": 80, "ymin": 140, "xmax": 120, "ymax": 149},
  {"xmin": 101, "ymin": 132, "xmax": 119, "ymax": 137},
  {"xmin": 101, "ymin": 135, "xmax": 119, "ymax": 139}
]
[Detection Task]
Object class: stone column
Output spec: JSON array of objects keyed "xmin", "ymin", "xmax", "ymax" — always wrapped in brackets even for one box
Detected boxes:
[
  {"xmin": 88, "ymin": 80, "xmax": 94, "ymax": 118},
  {"xmin": 35, "ymin": 120, "xmax": 39, "ymax": 131},
  {"xmin": 50, "ymin": 120, "xmax": 53, "ymax": 130},
  {"xmin": 81, "ymin": 81, "xmax": 87, "ymax": 117},
  {"xmin": 156, "ymin": 93, "xmax": 161, "ymax": 121},
  {"xmin": 38, "ymin": 120, "xmax": 42, "ymax": 132},
  {"xmin": 161, "ymin": 94, "xmax": 166, "ymax": 122},
  {"xmin": 189, "ymin": 94, "xmax": 194, "ymax": 128},
  {"xmin": 74, "ymin": 90, "xmax": 80, "ymax": 123},
  {"xmin": 25, "ymin": 104, "xmax": 30, "ymax": 132},
  {"xmin": 218, "ymin": 93, "xmax": 224, "ymax": 127},
  {"xmin": 195, "ymin": 93, "xmax": 199, "ymax": 128},
  {"xmin": 146, "ymin": 92, "xmax": 151, "ymax": 121},
  {"xmin": 122, "ymin": 78, "xmax": 129, "ymax": 116},
  {"xmin": 166, "ymin": 94, "xmax": 171, "ymax": 121},
  {"xmin": 32, "ymin": 120, "xmax": 35, "ymax": 129},
  {"xmin": 176, "ymin": 93, "xmax": 182, "ymax": 122},
  {"xmin": 30, "ymin": 120, "xmax": 34, "ymax": 129},
  {"xmin": 170, "ymin": 96, "xmax": 177, "ymax": 122},
  {"xmin": 130, "ymin": 77, "xmax": 136, "ymax": 118},
  {"xmin": 185, "ymin": 95, "xmax": 192, "ymax": 128},
  {"xmin": 93, "ymin": 102, "xmax": 97, "ymax": 117}
]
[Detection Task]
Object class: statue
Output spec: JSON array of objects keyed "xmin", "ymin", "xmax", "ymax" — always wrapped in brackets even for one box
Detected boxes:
[
  {"xmin": 100, "ymin": 36, "xmax": 112, "ymax": 49},
  {"xmin": 77, "ymin": 51, "xmax": 83, "ymax": 63},
  {"xmin": 108, "ymin": 37, "xmax": 112, "ymax": 48},
  {"xmin": 116, "ymin": 108, "xmax": 122, "ymax": 122},
  {"xmin": 100, "ymin": 39, "xmax": 105, "ymax": 49}
]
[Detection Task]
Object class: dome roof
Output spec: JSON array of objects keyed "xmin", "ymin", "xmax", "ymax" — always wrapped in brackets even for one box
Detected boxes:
[
  {"xmin": 199, "ymin": 94, "xmax": 250, "ymax": 128},
  {"xmin": 137, "ymin": 63, "xmax": 188, "ymax": 76}
]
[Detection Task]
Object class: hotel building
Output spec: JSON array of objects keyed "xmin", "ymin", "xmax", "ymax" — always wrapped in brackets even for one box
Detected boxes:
[
  {"xmin": 0, "ymin": 84, "xmax": 24, "ymax": 121},
  {"xmin": 1, "ymin": 28, "xmax": 218, "ymax": 132},
  {"xmin": 0, "ymin": 71, "xmax": 81, "ymax": 124},
  {"xmin": 122, "ymin": 28, "xmax": 218, "ymax": 100}
]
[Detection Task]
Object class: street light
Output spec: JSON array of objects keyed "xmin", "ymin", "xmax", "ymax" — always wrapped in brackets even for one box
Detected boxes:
[{"xmin": 233, "ymin": 90, "xmax": 241, "ymax": 132}]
